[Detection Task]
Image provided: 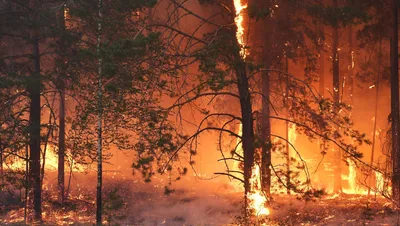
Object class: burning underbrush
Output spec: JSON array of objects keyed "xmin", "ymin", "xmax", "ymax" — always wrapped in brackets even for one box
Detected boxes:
[{"xmin": 1, "ymin": 171, "xmax": 400, "ymax": 225}]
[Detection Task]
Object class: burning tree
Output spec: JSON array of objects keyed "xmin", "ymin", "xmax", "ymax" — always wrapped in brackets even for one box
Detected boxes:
[{"xmin": 129, "ymin": 1, "xmax": 372, "ymax": 224}]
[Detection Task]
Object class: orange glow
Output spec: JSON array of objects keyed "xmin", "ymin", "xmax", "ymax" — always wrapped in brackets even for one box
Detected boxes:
[
  {"xmin": 234, "ymin": 0, "xmax": 248, "ymax": 58},
  {"xmin": 248, "ymin": 164, "xmax": 270, "ymax": 216},
  {"xmin": 231, "ymin": 124, "xmax": 270, "ymax": 216}
]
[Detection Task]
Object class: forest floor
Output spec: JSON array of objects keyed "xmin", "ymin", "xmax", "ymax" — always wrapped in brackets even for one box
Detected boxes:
[{"xmin": 0, "ymin": 174, "xmax": 399, "ymax": 225}]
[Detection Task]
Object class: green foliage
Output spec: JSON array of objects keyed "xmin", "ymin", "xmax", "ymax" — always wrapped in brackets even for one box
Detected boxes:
[{"xmin": 103, "ymin": 188, "xmax": 125, "ymax": 225}]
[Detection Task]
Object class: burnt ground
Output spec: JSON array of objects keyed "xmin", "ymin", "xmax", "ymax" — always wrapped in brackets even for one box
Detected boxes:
[{"xmin": 1, "ymin": 174, "xmax": 399, "ymax": 225}]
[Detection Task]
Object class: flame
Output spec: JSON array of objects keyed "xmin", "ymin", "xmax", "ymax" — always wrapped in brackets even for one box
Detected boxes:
[
  {"xmin": 234, "ymin": 0, "xmax": 247, "ymax": 58},
  {"xmin": 233, "ymin": 0, "xmax": 269, "ymax": 217},
  {"xmin": 375, "ymin": 171, "xmax": 384, "ymax": 192},
  {"xmin": 230, "ymin": 123, "xmax": 270, "ymax": 216},
  {"xmin": 7, "ymin": 145, "xmax": 83, "ymax": 172},
  {"xmin": 347, "ymin": 158, "xmax": 357, "ymax": 192},
  {"xmin": 342, "ymin": 158, "xmax": 368, "ymax": 195},
  {"xmin": 248, "ymin": 164, "xmax": 270, "ymax": 216},
  {"xmin": 288, "ymin": 123, "xmax": 297, "ymax": 152}
]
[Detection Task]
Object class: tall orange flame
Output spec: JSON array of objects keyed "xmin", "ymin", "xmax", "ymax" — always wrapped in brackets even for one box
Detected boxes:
[{"xmin": 234, "ymin": 0, "xmax": 247, "ymax": 58}]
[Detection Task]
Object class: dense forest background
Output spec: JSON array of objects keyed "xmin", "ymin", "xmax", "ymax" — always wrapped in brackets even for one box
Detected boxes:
[{"xmin": 1, "ymin": 0, "xmax": 400, "ymax": 225}]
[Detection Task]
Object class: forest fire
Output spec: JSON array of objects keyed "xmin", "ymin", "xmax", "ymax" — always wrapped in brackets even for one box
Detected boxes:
[
  {"xmin": 234, "ymin": 0, "xmax": 248, "ymax": 58},
  {"xmin": 2, "ymin": 0, "xmax": 400, "ymax": 225},
  {"xmin": 233, "ymin": 0, "xmax": 270, "ymax": 218},
  {"xmin": 248, "ymin": 164, "xmax": 270, "ymax": 216}
]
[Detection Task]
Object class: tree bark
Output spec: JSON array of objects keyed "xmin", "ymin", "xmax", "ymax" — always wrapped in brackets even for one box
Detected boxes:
[
  {"xmin": 390, "ymin": 0, "xmax": 400, "ymax": 206},
  {"xmin": 285, "ymin": 56, "xmax": 290, "ymax": 194},
  {"xmin": 319, "ymin": 24, "xmax": 325, "ymax": 96},
  {"xmin": 96, "ymin": 0, "xmax": 103, "ymax": 224},
  {"xmin": 332, "ymin": 0, "xmax": 342, "ymax": 193},
  {"xmin": 368, "ymin": 41, "xmax": 382, "ymax": 196},
  {"xmin": 260, "ymin": 65, "xmax": 272, "ymax": 196},
  {"xmin": 28, "ymin": 0, "xmax": 42, "ymax": 221},
  {"xmin": 348, "ymin": 24, "xmax": 354, "ymax": 105},
  {"xmin": 57, "ymin": 4, "xmax": 67, "ymax": 204},
  {"xmin": 234, "ymin": 57, "xmax": 254, "ymax": 216}
]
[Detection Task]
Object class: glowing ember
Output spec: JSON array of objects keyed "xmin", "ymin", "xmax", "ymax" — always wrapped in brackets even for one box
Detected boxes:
[
  {"xmin": 234, "ymin": 0, "xmax": 247, "ymax": 58},
  {"xmin": 248, "ymin": 164, "xmax": 270, "ymax": 216}
]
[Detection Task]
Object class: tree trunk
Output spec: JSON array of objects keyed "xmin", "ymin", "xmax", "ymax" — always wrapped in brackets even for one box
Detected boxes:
[
  {"xmin": 332, "ymin": 0, "xmax": 342, "ymax": 193},
  {"xmin": 57, "ymin": 4, "xmax": 67, "ymax": 204},
  {"xmin": 390, "ymin": 0, "xmax": 400, "ymax": 206},
  {"xmin": 285, "ymin": 56, "xmax": 290, "ymax": 194},
  {"xmin": 24, "ymin": 145, "xmax": 29, "ymax": 224},
  {"xmin": 319, "ymin": 24, "xmax": 325, "ymax": 96},
  {"xmin": 58, "ymin": 83, "xmax": 65, "ymax": 203},
  {"xmin": 96, "ymin": 0, "xmax": 103, "ymax": 224},
  {"xmin": 369, "ymin": 41, "xmax": 382, "ymax": 196},
  {"xmin": 0, "ymin": 148, "xmax": 3, "ymax": 188},
  {"xmin": 28, "ymin": 0, "xmax": 42, "ymax": 221},
  {"xmin": 234, "ymin": 58, "xmax": 254, "ymax": 216},
  {"xmin": 260, "ymin": 66, "xmax": 272, "ymax": 196},
  {"xmin": 348, "ymin": 24, "xmax": 354, "ymax": 105}
]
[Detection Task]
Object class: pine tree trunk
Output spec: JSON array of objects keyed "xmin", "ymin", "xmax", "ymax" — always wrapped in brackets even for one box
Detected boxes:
[
  {"xmin": 319, "ymin": 24, "xmax": 325, "ymax": 96},
  {"xmin": 28, "ymin": 0, "xmax": 42, "ymax": 221},
  {"xmin": 285, "ymin": 56, "xmax": 290, "ymax": 194},
  {"xmin": 332, "ymin": 0, "xmax": 342, "ymax": 193},
  {"xmin": 24, "ymin": 145, "xmax": 29, "ymax": 224},
  {"xmin": 348, "ymin": 25, "xmax": 354, "ymax": 105},
  {"xmin": 57, "ymin": 4, "xmax": 67, "ymax": 204},
  {"xmin": 390, "ymin": 0, "xmax": 400, "ymax": 206},
  {"xmin": 0, "ymin": 148, "xmax": 3, "ymax": 187},
  {"xmin": 368, "ymin": 41, "xmax": 382, "ymax": 196},
  {"xmin": 96, "ymin": 0, "xmax": 103, "ymax": 224},
  {"xmin": 235, "ymin": 59, "xmax": 254, "ymax": 218},
  {"xmin": 260, "ymin": 66, "xmax": 272, "ymax": 196}
]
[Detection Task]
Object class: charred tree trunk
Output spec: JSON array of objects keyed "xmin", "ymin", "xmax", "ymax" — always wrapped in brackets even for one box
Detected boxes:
[
  {"xmin": 235, "ymin": 60, "xmax": 255, "ymax": 213},
  {"xmin": 390, "ymin": 0, "xmax": 400, "ymax": 206},
  {"xmin": 58, "ymin": 82, "xmax": 65, "ymax": 203},
  {"xmin": 348, "ymin": 24, "xmax": 354, "ymax": 105},
  {"xmin": 57, "ymin": 4, "xmax": 67, "ymax": 204},
  {"xmin": 368, "ymin": 41, "xmax": 382, "ymax": 196},
  {"xmin": 0, "ymin": 148, "xmax": 3, "ymax": 188},
  {"xmin": 332, "ymin": 0, "xmax": 342, "ymax": 193},
  {"xmin": 319, "ymin": 24, "xmax": 325, "ymax": 96},
  {"xmin": 24, "ymin": 145, "xmax": 29, "ymax": 224},
  {"xmin": 285, "ymin": 56, "xmax": 290, "ymax": 194},
  {"xmin": 28, "ymin": 0, "xmax": 42, "ymax": 221},
  {"xmin": 96, "ymin": 0, "xmax": 103, "ymax": 224},
  {"xmin": 260, "ymin": 66, "xmax": 272, "ymax": 196}
]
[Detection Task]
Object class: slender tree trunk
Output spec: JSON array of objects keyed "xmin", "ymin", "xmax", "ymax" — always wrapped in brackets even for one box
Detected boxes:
[
  {"xmin": 57, "ymin": 4, "xmax": 67, "ymax": 204},
  {"xmin": 0, "ymin": 148, "xmax": 3, "ymax": 188},
  {"xmin": 28, "ymin": 0, "xmax": 42, "ymax": 221},
  {"xmin": 96, "ymin": 0, "xmax": 103, "ymax": 224},
  {"xmin": 260, "ymin": 65, "xmax": 272, "ymax": 196},
  {"xmin": 285, "ymin": 56, "xmax": 290, "ymax": 194},
  {"xmin": 390, "ymin": 0, "xmax": 400, "ymax": 206},
  {"xmin": 368, "ymin": 41, "xmax": 382, "ymax": 196},
  {"xmin": 58, "ymin": 82, "xmax": 65, "ymax": 203},
  {"xmin": 234, "ymin": 57, "xmax": 254, "ymax": 218},
  {"xmin": 332, "ymin": 0, "xmax": 342, "ymax": 193},
  {"xmin": 348, "ymin": 25, "xmax": 354, "ymax": 105},
  {"xmin": 319, "ymin": 24, "xmax": 325, "ymax": 96},
  {"xmin": 24, "ymin": 145, "xmax": 29, "ymax": 224}
]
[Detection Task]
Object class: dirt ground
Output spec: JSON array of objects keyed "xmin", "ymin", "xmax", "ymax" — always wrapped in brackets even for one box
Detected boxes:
[{"xmin": 1, "ymin": 174, "xmax": 399, "ymax": 225}]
